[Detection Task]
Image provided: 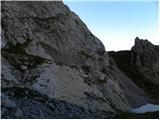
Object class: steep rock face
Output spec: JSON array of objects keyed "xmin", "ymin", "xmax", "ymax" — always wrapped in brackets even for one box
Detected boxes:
[
  {"xmin": 108, "ymin": 37, "xmax": 159, "ymax": 101},
  {"xmin": 1, "ymin": 1, "xmax": 131, "ymax": 118},
  {"xmin": 131, "ymin": 37, "xmax": 159, "ymax": 85},
  {"xmin": 2, "ymin": 1, "xmax": 157, "ymax": 119}
]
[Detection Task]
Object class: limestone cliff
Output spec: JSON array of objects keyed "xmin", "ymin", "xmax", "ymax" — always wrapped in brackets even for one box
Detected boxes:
[
  {"xmin": 1, "ymin": 1, "xmax": 158, "ymax": 119},
  {"xmin": 108, "ymin": 37, "xmax": 159, "ymax": 102}
]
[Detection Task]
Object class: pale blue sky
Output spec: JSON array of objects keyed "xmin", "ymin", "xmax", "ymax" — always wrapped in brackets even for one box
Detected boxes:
[{"xmin": 64, "ymin": 1, "xmax": 159, "ymax": 51}]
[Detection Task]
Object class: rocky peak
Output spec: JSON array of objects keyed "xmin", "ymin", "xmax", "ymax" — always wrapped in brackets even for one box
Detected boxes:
[
  {"xmin": 134, "ymin": 37, "xmax": 149, "ymax": 47},
  {"xmin": 108, "ymin": 37, "xmax": 159, "ymax": 103},
  {"xmin": 132, "ymin": 37, "xmax": 158, "ymax": 53},
  {"xmin": 131, "ymin": 37, "xmax": 159, "ymax": 85},
  {"xmin": 1, "ymin": 1, "xmax": 158, "ymax": 119}
]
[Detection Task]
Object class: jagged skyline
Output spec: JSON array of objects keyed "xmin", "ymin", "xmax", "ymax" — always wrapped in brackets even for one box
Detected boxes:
[{"xmin": 64, "ymin": 1, "xmax": 158, "ymax": 51}]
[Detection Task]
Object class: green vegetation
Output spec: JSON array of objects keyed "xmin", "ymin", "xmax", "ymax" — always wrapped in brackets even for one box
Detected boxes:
[
  {"xmin": 2, "ymin": 51, "xmax": 46, "ymax": 70},
  {"xmin": 80, "ymin": 50, "xmax": 93, "ymax": 59},
  {"xmin": 4, "ymin": 42, "xmax": 26, "ymax": 54},
  {"xmin": 2, "ymin": 42, "xmax": 47, "ymax": 71},
  {"xmin": 4, "ymin": 38, "xmax": 32, "ymax": 54}
]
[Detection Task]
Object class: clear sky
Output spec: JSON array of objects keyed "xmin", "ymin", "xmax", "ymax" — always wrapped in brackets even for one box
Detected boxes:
[{"xmin": 64, "ymin": 0, "xmax": 159, "ymax": 51}]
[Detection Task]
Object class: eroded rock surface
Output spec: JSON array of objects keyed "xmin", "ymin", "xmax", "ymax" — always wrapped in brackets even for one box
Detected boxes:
[
  {"xmin": 1, "ymin": 1, "xmax": 157, "ymax": 119},
  {"xmin": 108, "ymin": 37, "xmax": 159, "ymax": 103},
  {"xmin": 131, "ymin": 37, "xmax": 159, "ymax": 85},
  {"xmin": 1, "ymin": 1, "xmax": 129, "ymax": 118}
]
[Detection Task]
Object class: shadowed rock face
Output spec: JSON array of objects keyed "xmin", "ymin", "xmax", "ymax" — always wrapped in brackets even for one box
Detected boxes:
[
  {"xmin": 131, "ymin": 37, "xmax": 159, "ymax": 85},
  {"xmin": 108, "ymin": 37, "xmax": 159, "ymax": 103},
  {"xmin": 1, "ymin": 1, "xmax": 158, "ymax": 119}
]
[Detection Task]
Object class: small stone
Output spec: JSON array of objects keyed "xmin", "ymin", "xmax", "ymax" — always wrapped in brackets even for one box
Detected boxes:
[{"xmin": 20, "ymin": 65, "xmax": 27, "ymax": 70}]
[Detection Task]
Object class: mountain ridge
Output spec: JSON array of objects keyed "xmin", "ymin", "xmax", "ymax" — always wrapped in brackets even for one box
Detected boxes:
[
  {"xmin": 1, "ymin": 1, "xmax": 159, "ymax": 118},
  {"xmin": 108, "ymin": 37, "xmax": 159, "ymax": 101}
]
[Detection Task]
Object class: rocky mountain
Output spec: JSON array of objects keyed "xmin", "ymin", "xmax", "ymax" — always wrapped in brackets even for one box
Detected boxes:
[
  {"xmin": 1, "ymin": 1, "xmax": 159, "ymax": 119},
  {"xmin": 108, "ymin": 37, "xmax": 159, "ymax": 101},
  {"xmin": 132, "ymin": 37, "xmax": 159, "ymax": 85}
]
